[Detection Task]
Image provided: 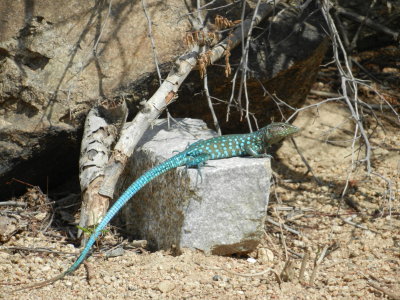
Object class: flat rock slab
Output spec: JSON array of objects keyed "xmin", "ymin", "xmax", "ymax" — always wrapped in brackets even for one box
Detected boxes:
[{"xmin": 115, "ymin": 118, "xmax": 271, "ymax": 255}]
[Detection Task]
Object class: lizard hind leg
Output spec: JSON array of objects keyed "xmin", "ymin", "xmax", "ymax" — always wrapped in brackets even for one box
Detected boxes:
[
  {"xmin": 185, "ymin": 153, "xmax": 210, "ymax": 184},
  {"xmin": 193, "ymin": 161, "xmax": 206, "ymax": 185}
]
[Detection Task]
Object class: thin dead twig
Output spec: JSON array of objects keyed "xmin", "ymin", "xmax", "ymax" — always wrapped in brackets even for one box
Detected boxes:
[
  {"xmin": 204, "ymin": 75, "xmax": 222, "ymax": 135},
  {"xmin": 372, "ymin": 171, "xmax": 396, "ymax": 218},
  {"xmin": 348, "ymin": 0, "xmax": 377, "ymax": 52},
  {"xmin": 287, "ymin": 248, "xmax": 304, "ymax": 259},
  {"xmin": 290, "ymin": 137, "xmax": 323, "ymax": 185},
  {"xmin": 335, "ymin": 6, "xmax": 399, "ymax": 42},
  {"xmin": 197, "ymin": 1, "xmax": 221, "ymax": 135},
  {"xmin": 322, "ymin": 1, "xmax": 373, "ymax": 176},
  {"xmin": 366, "ymin": 279, "xmax": 400, "ymax": 300},
  {"xmin": 321, "ymin": 1, "xmax": 398, "ymax": 215},
  {"xmin": 141, "ymin": 0, "xmax": 162, "ymax": 84},
  {"xmin": 309, "ymin": 245, "xmax": 329, "ymax": 285},
  {"xmin": 230, "ymin": 0, "xmax": 266, "ymax": 131},
  {"xmin": 264, "ymin": 229, "xmax": 281, "ymax": 255},
  {"xmin": 84, "ymin": 261, "xmax": 94, "ymax": 284},
  {"xmin": 210, "ymin": 266, "xmax": 275, "ymax": 278},
  {"xmin": 0, "ymin": 201, "xmax": 27, "ymax": 207},
  {"xmin": 333, "ymin": 9, "xmax": 350, "ymax": 50},
  {"xmin": 241, "ymin": 0, "xmax": 265, "ymax": 132},
  {"xmin": 266, "ymin": 217, "xmax": 302, "ymax": 237},
  {"xmin": 299, "ymin": 248, "xmax": 310, "ymax": 283},
  {"xmin": 280, "ymin": 259, "xmax": 295, "ymax": 282},
  {"xmin": 286, "ymin": 95, "xmax": 342, "ymax": 123},
  {"xmin": 1, "ymin": 246, "xmax": 75, "ymax": 256},
  {"xmin": 310, "ymin": 89, "xmax": 397, "ymax": 111},
  {"xmin": 273, "ymin": 206, "xmax": 313, "ymax": 212},
  {"xmin": 341, "ymin": 215, "xmax": 379, "ymax": 234}
]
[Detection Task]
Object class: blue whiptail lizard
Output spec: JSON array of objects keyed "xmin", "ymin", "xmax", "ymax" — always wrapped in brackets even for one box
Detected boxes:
[{"xmin": 18, "ymin": 122, "xmax": 299, "ymax": 290}]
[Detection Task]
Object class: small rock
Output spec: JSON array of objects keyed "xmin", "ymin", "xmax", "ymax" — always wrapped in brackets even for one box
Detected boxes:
[
  {"xmin": 103, "ymin": 276, "xmax": 111, "ymax": 284},
  {"xmin": 65, "ymin": 281, "xmax": 73, "ymax": 287},
  {"xmin": 33, "ymin": 257, "xmax": 43, "ymax": 264},
  {"xmin": 127, "ymin": 285, "xmax": 137, "ymax": 291},
  {"xmin": 376, "ymin": 130, "xmax": 386, "ymax": 139},
  {"xmin": 332, "ymin": 225, "xmax": 342, "ymax": 233},
  {"xmin": 363, "ymin": 230, "xmax": 375, "ymax": 239},
  {"xmin": 358, "ymin": 187, "xmax": 368, "ymax": 194},
  {"xmin": 257, "ymin": 248, "xmax": 274, "ymax": 263},
  {"xmin": 349, "ymin": 250, "xmax": 359, "ymax": 258},
  {"xmin": 374, "ymin": 148, "xmax": 389, "ymax": 156},
  {"xmin": 34, "ymin": 212, "xmax": 47, "ymax": 221},
  {"xmin": 106, "ymin": 247, "xmax": 125, "ymax": 258},
  {"xmin": 292, "ymin": 240, "xmax": 305, "ymax": 247},
  {"xmin": 157, "ymin": 280, "xmax": 176, "ymax": 293},
  {"xmin": 382, "ymin": 67, "xmax": 398, "ymax": 73},
  {"xmin": 247, "ymin": 257, "xmax": 257, "ymax": 264},
  {"xmin": 212, "ymin": 274, "xmax": 222, "ymax": 281}
]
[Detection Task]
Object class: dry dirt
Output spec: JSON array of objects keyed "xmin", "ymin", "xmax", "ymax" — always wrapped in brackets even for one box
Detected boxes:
[{"xmin": 0, "ymin": 95, "xmax": 399, "ymax": 299}]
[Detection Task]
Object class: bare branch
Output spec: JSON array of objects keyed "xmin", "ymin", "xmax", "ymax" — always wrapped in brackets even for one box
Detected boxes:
[
  {"xmin": 141, "ymin": 0, "xmax": 162, "ymax": 84},
  {"xmin": 335, "ymin": 6, "xmax": 399, "ymax": 42},
  {"xmin": 0, "ymin": 201, "xmax": 27, "ymax": 207},
  {"xmin": 98, "ymin": 1, "xmax": 279, "ymax": 203},
  {"xmin": 321, "ymin": 1, "xmax": 373, "ymax": 175}
]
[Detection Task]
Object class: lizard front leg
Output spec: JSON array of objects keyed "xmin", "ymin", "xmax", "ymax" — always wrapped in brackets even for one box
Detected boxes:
[{"xmin": 244, "ymin": 144, "xmax": 272, "ymax": 158}]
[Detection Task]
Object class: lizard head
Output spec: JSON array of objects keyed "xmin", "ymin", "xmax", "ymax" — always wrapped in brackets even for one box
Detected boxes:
[{"xmin": 260, "ymin": 122, "xmax": 299, "ymax": 145}]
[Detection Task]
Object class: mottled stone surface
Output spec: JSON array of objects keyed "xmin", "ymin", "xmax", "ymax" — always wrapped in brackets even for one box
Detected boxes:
[{"xmin": 116, "ymin": 118, "xmax": 271, "ymax": 255}]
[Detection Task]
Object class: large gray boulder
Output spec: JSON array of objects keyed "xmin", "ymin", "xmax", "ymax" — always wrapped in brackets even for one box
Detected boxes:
[{"xmin": 115, "ymin": 119, "xmax": 271, "ymax": 255}]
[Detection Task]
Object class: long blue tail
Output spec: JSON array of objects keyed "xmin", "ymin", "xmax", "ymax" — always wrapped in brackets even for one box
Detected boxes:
[{"xmin": 64, "ymin": 152, "xmax": 188, "ymax": 275}]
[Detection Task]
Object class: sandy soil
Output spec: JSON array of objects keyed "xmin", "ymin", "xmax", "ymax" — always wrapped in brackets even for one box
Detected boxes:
[{"xmin": 1, "ymin": 92, "xmax": 399, "ymax": 299}]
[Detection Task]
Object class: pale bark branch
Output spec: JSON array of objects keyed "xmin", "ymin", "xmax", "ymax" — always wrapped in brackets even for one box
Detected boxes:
[{"xmin": 78, "ymin": 1, "xmax": 280, "ymax": 234}]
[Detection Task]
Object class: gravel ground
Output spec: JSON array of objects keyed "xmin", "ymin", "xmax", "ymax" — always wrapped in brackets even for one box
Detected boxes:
[{"xmin": 1, "ymin": 98, "xmax": 399, "ymax": 299}]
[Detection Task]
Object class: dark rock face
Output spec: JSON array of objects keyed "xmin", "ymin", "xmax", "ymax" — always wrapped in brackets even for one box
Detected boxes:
[
  {"xmin": 0, "ymin": 1, "xmax": 328, "ymax": 199},
  {"xmin": 169, "ymin": 2, "xmax": 329, "ymax": 133},
  {"xmin": 0, "ymin": 0, "xmax": 189, "ymax": 198}
]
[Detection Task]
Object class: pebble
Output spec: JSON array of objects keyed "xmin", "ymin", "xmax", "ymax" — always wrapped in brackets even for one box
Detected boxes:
[
  {"xmin": 374, "ymin": 148, "xmax": 389, "ymax": 156},
  {"xmin": 292, "ymin": 240, "xmax": 305, "ymax": 247},
  {"xmin": 33, "ymin": 257, "xmax": 43, "ymax": 264},
  {"xmin": 247, "ymin": 257, "xmax": 256, "ymax": 264},
  {"xmin": 157, "ymin": 280, "xmax": 176, "ymax": 293},
  {"xmin": 103, "ymin": 276, "xmax": 111, "ymax": 284},
  {"xmin": 257, "ymin": 248, "xmax": 274, "ymax": 263},
  {"xmin": 212, "ymin": 274, "xmax": 222, "ymax": 281}
]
